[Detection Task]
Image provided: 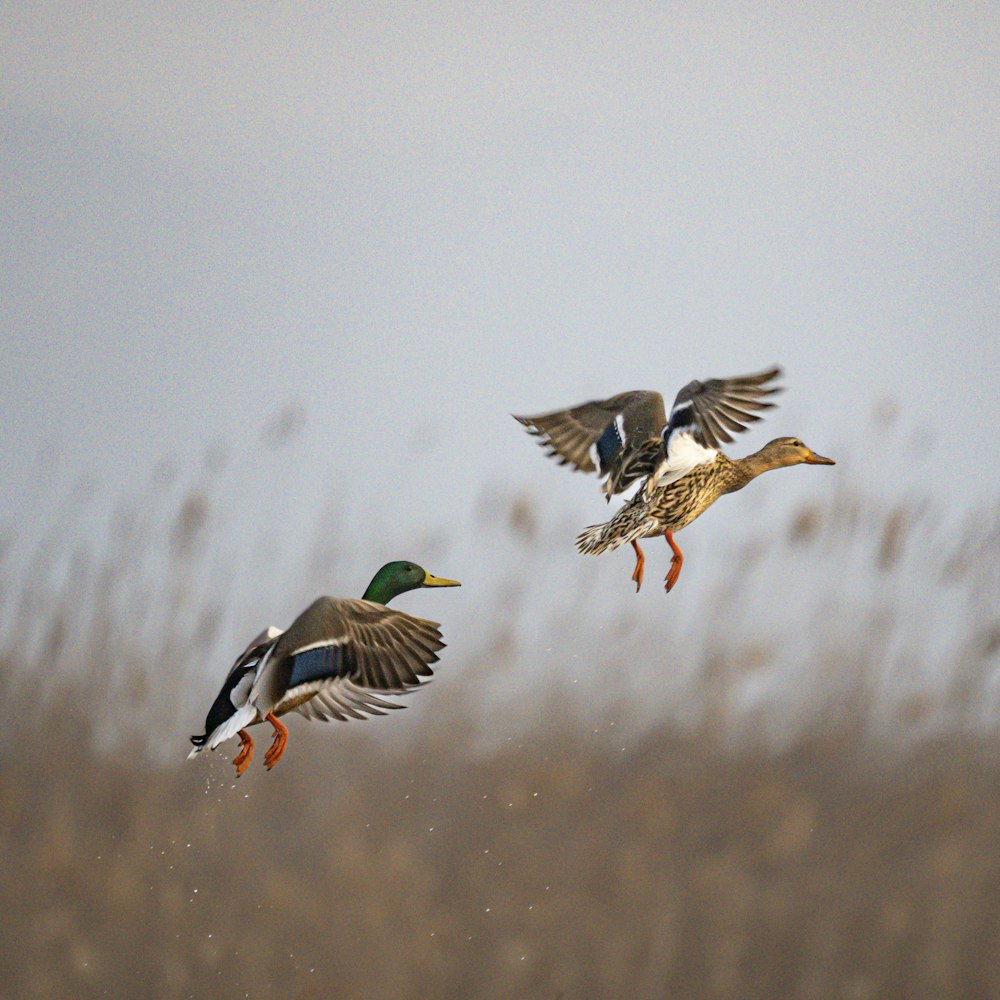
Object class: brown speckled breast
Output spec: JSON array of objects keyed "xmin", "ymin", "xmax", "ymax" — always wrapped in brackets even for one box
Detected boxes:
[{"xmin": 643, "ymin": 454, "xmax": 747, "ymax": 535}]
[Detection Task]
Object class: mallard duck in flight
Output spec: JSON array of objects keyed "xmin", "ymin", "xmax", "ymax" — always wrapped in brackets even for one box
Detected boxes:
[
  {"xmin": 188, "ymin": 562, "xmax": 460, "ymax": 775},
  {"xmin": 516, "ymin": 367, "xmax": 834, "ymax": 593}
]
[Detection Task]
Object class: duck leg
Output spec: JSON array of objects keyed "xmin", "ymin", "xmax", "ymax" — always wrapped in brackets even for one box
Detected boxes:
[
  {"xmin": 664, "ymin": 531, "xmax": 684, "ymax": 593},
  {"xmin": 630, "ymin": 540, "xmax": 646, "ymax": 593},
  {"xmin": 263, "ymin": 712, "xmax": 289, "ymax": 770},
  {"xmin": 232, "ymin": 729, "xmax": 255, "ymax": 776}
]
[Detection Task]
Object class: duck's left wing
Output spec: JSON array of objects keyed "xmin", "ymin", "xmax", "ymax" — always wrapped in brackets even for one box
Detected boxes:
[
  {"xmin": 667, "ymin": 367, "xmax": 783, "ymax": 450},
  {"xmin": 647, "ymin": 367, "xmax": 784, "ymax": 493}
]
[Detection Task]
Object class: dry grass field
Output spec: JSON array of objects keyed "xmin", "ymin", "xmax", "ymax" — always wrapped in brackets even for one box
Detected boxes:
[{"xmin": 1, "ymin": 469, "xmax": 998, "ymax": 999}]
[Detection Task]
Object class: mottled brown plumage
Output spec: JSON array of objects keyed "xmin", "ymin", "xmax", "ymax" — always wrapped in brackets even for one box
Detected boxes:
[{"xmin": 577, "ymin": 437, "xmax": 835, "ymax": 592}]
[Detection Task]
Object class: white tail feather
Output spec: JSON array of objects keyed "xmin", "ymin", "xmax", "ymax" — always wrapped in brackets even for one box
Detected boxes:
[{"xmin": 204, "ymin": 704, "xmax": 258, "ymax": 753}]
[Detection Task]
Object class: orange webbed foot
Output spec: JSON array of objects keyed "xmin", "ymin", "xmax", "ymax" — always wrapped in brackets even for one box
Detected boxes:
[
  {"xmin": 630, "ymin": 540, "xmax": 646, "ymax": 593},
  {"xmin": 232, "ymin": 729, "xmax": 254, "ymax": 777},
  {"xmin": 663, "ymin": 531, "xmax": 684, "ymax": 593},
  {"xmin": 263, "ymin": 712, "xmax": 289, "ymax": 770}
]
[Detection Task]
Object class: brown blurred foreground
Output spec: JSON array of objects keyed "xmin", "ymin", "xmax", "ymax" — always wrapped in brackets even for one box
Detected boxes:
[
  {"xmin": 1, "ymin": 452, "xmax": 998, "ymax": 998},
  {"xmin": 2, "ymin": 690, "xmax": 998, "ymax": 999}
]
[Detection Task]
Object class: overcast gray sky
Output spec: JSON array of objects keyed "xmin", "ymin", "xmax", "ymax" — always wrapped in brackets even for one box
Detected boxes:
[{"xmin": 3, "ymin": 3, "xmax": 997, "ymax": 562}]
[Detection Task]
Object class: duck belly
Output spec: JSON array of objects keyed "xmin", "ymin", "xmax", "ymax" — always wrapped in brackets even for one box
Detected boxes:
[{"xmin": 649, "ymin": 479, "xmax": 723, "ymax": 534}]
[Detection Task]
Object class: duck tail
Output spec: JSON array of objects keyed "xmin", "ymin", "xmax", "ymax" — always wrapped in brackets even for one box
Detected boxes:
[
  {"xmin": 187, "ymin": 731, "xmax": 214, "ymax": 759},
  {"xmin": 576, "ymin": 499, "xmax": 655, "ymax": 556},
  {"xmin": 576, "ymin": 519, "xmax": 624, "ymax": 555},
  {"xmin": 186, "ymin": 704, "xmax": 258, "ymax": 761},
  {"xmin": 206, "ymin": 704, "xmax": 258, "ymax": 752}
]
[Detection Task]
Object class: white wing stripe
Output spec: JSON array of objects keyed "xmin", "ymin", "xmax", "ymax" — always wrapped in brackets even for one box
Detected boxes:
[{"xmin": 286, "ymin": 636, "xmax": 349, "ymax": 656}]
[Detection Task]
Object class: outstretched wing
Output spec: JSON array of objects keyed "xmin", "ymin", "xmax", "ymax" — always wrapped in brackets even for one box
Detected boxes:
[
  {"xmin": 292, "ymin": 679, "xmax": 410, "ymax": 723},
  {"xmin": 514, "ymin": 390, "xmax": 667, "ymax": 499},
  {"xmin": 666, "ymin": 367, "xmax": 783, "ymax": 451},
  {"xmin": 254, "ymin": 597, "xmax": 446, "ymax": 723},
  {"xmin": 648, "ymin": 367, "xmax": 783, "ymax": 492}
]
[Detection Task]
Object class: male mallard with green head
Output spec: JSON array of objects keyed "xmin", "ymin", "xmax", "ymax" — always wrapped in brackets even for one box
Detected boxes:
[
  {"xmin": 515, "ymin": 367, "xmax": 834, "ymax": 593},
  {"xmin": 188, "ymin": 562, "xmax": 460, "ymax": 774}
]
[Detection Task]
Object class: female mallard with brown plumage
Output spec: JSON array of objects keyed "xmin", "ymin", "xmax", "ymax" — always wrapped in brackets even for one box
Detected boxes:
[{"xmin": 515, "ymin": 367, "xmax": 834, "ymax": 593}]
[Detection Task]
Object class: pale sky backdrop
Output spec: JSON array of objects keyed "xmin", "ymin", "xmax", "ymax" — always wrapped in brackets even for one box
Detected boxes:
[{"xmin": 2, "ymin": 5, "xmax": 998, "ymax": 706}]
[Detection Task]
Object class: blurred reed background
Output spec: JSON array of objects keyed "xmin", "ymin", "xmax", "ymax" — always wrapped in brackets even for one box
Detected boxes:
[{"xmin": 1, "ymin": 410, "xmax": 998, "ymax": 1000}]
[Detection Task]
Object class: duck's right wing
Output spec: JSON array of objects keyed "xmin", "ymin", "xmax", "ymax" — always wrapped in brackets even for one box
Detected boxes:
[
  {"xmin": 514, "ymin": 390, "xmax": 667, "ymax": 500},
  {"xmin": 254, "ymin": 597, "xmax": 445, "ymax": 723}
]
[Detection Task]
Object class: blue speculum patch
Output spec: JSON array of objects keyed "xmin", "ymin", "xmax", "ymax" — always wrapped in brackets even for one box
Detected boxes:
[
  {"xmin": 596, "ymin": 421, "xmax": 622, "ymax": 472},
  {"xmin": 288, "ymin": 645, "xmax": 345, "ymax": 687}
]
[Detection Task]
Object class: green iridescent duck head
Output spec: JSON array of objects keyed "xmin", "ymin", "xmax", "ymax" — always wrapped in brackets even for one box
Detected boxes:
[{"xmin": 362, "ymin": 561, "xmax": 461, "ymax": 606}]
